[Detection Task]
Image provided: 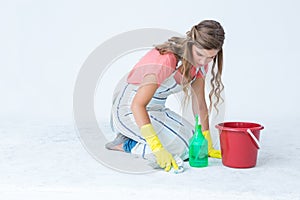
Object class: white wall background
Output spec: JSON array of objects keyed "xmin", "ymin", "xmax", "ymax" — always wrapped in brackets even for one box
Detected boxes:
[{"xmin": 1, "ymin": 0, "xmax": 300, "ymax": 125}]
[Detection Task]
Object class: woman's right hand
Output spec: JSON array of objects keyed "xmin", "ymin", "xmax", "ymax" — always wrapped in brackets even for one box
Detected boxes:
[
  {"xmin": 132, "ymin": 74, "xmax": 179, "ymax": 171},
  {"xmin": 140, "ymin": 124, "xmax": 178, "ymax": 172},
  {"xmin": 153, "ymin": 147, "xmax": 179, "ymax": 171}
]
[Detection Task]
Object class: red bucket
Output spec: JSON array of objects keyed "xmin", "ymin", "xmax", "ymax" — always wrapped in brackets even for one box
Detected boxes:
[{"xmin": 216, "ymin": 122, "xmax": 264, "ymax": 168}]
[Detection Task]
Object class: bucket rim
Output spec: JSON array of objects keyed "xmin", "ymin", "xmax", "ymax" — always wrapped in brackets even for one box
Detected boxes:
[{"xmin": 215, "ymin": 121, "xmax": 264, "ymax": 132}]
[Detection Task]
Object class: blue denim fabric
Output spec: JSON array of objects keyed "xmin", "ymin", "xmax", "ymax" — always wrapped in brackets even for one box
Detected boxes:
[{"xmin": 123, "ymin": 138, "xmax": 137, "ymax": 153}]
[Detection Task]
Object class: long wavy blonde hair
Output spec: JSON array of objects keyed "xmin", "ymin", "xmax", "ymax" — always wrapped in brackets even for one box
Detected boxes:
[{"xmin": 155, "ymin": 20, "xmax": 225, "ymax": 113}]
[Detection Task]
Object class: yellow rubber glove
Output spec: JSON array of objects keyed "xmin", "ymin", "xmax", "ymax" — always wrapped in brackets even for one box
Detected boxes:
[
  {"xmin": 140, "ymin": 124, "xmax": 178, "ymax": 172},
  {"xmin": 202, "ymin": 130, "xmax": 222, "ymax": 159}
]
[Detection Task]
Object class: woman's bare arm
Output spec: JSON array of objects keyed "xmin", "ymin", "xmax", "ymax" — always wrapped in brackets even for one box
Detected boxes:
[
  {"xmin": 191, "ymin": 77, "xmax": 209, "ymax": 131},
  {"xmin": 131, "ymin": 74, "xmax": 158, "ymax": 128}
]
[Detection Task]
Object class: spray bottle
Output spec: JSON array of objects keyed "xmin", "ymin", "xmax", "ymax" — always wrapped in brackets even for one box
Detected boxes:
[{"xmin": 189, "ymin": 115, "xmax": 208, "ymax": 167}]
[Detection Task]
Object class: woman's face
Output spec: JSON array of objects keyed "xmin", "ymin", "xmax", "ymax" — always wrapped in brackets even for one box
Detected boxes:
[{"xmin": 192, "ymin": 45, "xmax": 219, "ymax": 67}]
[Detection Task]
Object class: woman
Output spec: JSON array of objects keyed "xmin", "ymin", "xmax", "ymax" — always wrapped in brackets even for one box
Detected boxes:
[{"xmin": 106, "ymin": 20, "xmax": 225, "ymax": 172}]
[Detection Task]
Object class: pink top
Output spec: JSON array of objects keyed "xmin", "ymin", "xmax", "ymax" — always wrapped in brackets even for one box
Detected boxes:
[{"xmin": 127, "ymin": 48, "xmax": 208, "ymax": 86}]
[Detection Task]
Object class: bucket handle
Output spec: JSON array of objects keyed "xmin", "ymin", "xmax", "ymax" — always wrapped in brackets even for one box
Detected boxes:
[{"xmin": 246, "ymin": 129, "xmax": 260, "ymax": 149}]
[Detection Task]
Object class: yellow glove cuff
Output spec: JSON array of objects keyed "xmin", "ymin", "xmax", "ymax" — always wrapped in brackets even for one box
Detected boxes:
[
  {"xmin": 202, "ymin": 130, "xmax": 209, "ymax": 137},
  {"xmin": 140, "ymin": 124, "xmax": 163, "ymax": 151},
  {"xmin": 140, "ymin": 124, "xmax": 156, "ymax": 137}
]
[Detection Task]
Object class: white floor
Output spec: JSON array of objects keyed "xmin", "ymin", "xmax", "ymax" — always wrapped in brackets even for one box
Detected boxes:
[{"xmin": 0, "ymin": 118, "xmax": 299, "ymax": 200}]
